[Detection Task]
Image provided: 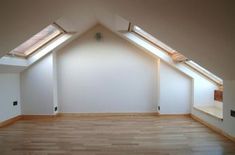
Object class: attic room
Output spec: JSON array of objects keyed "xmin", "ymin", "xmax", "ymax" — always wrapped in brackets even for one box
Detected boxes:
[{"xmin": 0, "ymin": 0, "xmax": 235, "ymax": 154}]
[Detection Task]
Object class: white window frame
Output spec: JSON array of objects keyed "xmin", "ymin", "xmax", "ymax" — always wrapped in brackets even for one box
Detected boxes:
[
  {"xmin": 8, "ymin": 23, "xmax": 65, "ymax": 58},
  {"xmin": 130, "ymin": 23, "xmax": 223, "ymax": 85}
]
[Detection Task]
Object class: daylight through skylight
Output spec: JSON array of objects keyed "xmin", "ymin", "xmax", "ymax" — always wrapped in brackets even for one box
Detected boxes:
[
  {"xmin": 133, "ymin": 26, "xmax": 176, "ymax": 55},
  {"xmin": 185, "ymin": 60, "xmax": 223, "ymax": 85},
  {"xmin": 131, "ymin": 24, "xmax": 223, "ymax": 85},
  {"xmin": 9, "ymin": 24, "xmax": 63, "ymax": 57}
]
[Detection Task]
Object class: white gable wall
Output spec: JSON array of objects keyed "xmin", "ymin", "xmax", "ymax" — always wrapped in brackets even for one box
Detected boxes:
[{"xmin": 57, "ymin": 25, "xmax": 158, "ymax": 113}]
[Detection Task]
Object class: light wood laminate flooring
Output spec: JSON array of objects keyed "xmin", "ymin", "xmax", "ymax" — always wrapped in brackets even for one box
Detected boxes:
[{"xmin": 0, "ymin": 115, "xmax": 234, "ymax": 155}]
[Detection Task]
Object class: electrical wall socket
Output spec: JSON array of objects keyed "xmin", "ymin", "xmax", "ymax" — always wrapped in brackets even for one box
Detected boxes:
[
  {"xmin": 231, "ymin": 110, "xmax": 235, "ymax": 117},
  {"xmin": 13, "ymin": 101, "xmax": 18, "ymax": 106},
  {"xmin": 158, "ymin": 106, "xmax": 160, "ymax": 111}
]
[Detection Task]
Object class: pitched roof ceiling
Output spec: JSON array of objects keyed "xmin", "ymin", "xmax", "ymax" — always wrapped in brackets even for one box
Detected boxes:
[{"xmin": 0, "ymin": 0, "xmax": 235, "ymax": 80}]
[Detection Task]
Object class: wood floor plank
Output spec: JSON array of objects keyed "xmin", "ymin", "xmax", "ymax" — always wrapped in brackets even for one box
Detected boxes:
[{"xmin": 0, "ymin": 115, "xmax": 234, "ymax": 155}]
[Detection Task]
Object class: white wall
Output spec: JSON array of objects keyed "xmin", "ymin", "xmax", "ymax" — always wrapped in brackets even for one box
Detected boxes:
[
  {"xmin": 21, "ymin": 54, "xmax": 54, "ymax": 115},
  {"xmin": 193, "ymin": 73, "xmax": 218, "ymax": 107},
  {"xmin": 159, "ymin": 61, "xmax": 192, "ymax": 114},
  {"xmin": 192, "ymin": 80, "xmax": 235, "ymax": 137},
  {"xmin": 223, "ymin": 80, "xmax": 235, "ymax": 136},
  {"xmin": 0, "ymin": 73, "xmax": 21, "ymax": 122},
  {"xmin": 18, "ymin": 23, "xmax": 223, "ymax": 124},
  {"xmin": 57, "ymin": 25, "xmax": 158, "ymax": 113},
  {"xmin": 124, "ymin": 30, "xmax": 235, "ymax": 136},
  {"xmin": 124, "ymin": 32, "xmax": 218, "ymax": 112},
  {"xmin": 19, "ymin": 24, "xmax": 197, "ymax": 115}
]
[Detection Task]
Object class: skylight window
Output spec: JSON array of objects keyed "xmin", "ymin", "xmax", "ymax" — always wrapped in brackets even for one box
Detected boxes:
[
  {"xmin": 132, "ymin": 26, "xmax": 176, "ymax": 55},
  {"xmin": 9, "ymin": 24, "xmax": 63, "ymax": 58},
  {"xmin": 185, "ymin": 60, "xmax": 223, "ymax": 85},
  {"xmin": 130, "ymin": 24, "xmax": 223, "ymax": 85}
]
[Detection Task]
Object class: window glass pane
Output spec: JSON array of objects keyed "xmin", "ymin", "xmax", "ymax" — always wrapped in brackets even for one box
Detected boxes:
[
  {"xmin": 9, "ymin": 25, "xmax": 61, "ymax": 57},
  {"xmin": 185, "ymin": 60, "xmax": 223, "ymax": 84},
  {"xmin": 132, "ymin": 24, "xmax": 223, "ymax": 85},
  {"xmin": 133, "ymin": 26, "xmax": 176, "ymax": 54}
]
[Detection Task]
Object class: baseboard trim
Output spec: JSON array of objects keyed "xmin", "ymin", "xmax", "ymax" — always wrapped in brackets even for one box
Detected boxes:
[
  {"xmin": 159, "ymin": 113, "xmax": 191, "ymax": 117},
  {"xmin": 0, "ymin": 115, "xmax": 22, "ymax": 128},
  {"xmin": 191, "ymin": 114, "xmax": 235, "ymax": 143},
  {"xmin": 21, "ymin": 115, "xmax": 58, "ymax": 120},
  {"xmin": 0, "ymin": 113, "xmax": 160, "ymax": 126},
  {"xmin": 57, "ymin": 112, "xmax": 160, "ymax": 117}
]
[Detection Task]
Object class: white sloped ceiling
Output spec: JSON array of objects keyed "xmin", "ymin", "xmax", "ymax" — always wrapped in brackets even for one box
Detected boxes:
[{"xmin": 0, "ymin": 0, "xmax": 234, "ymax": 79}]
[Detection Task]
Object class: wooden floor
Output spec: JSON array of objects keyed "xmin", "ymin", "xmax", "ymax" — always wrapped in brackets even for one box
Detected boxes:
[{"xmin": 0, "ymin": 115, "xmax": 235, "ymax": 155}]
